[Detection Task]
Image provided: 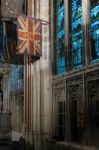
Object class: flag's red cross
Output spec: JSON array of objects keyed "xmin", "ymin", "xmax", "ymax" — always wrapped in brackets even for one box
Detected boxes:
[{"xmin": 17, "ymin": 15, "xmax": 41, "ymax": 57}]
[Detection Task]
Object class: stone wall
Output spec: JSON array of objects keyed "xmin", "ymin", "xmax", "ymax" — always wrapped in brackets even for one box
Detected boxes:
[
  {"xmin": 50, "ymin": 65, "xmax": 99, "ymax": 149},
  {"xmin": 1, "ymin": 0, "xmax": 25, "ymax": 18}
]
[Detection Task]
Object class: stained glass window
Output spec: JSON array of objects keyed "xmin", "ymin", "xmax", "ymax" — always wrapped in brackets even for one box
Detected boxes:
[
  {"xmin": 0, "ymin": 22, "xmax": 6, "ymax": 64},
  {"xmin": 90, "ymin": 0, "xmax": 99, "ymax": 63},
  {"xmin": 56, "ymin": 0, "xmax": 65, "ymax": 75},
  {"xmin": 70, "ymin": 0, "xmax": 83, "ymax": 69},
  {"xmin": 8, "ymin": 65, "xmax": 23, "ymax": 92}
]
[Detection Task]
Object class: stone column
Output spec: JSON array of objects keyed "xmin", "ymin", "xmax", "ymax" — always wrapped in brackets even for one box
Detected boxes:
[{"xmin": 82, "ymin": 0, "xmax": 90, "ymax": 66}]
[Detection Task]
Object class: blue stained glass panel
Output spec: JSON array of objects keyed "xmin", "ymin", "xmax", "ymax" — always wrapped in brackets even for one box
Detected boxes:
[
  {"xmin": 57, "ymin": 58, "xmax": 65, "ymax": 75},
  {"xmin": 57, "ymin": 4, "xmax": 64, "ymax": 14},
  {"xmin": 72, "ymin": 6, "xmax": 82, "ymax": 22},
  {"xmin": 72, "ymin": 30, "xmax": 82, "ymax": 41},
  {"xmin": 90, "ymin": 1, "xmax": 99, "ymax": 63},
  {"xmin": 57, "ymin": 12, "xmax": 64, "ymax": 33},
  {"xmin": 72, "ymin": 39, "xmax": 82, "ymax": 50},
  {"xmin": 56, "ymin": 0, "xmax": 65, "ymax": 75},
  {"xmin": 8, "ymin": 65, "xmax": 23, "ymax": 92},
  {"xmin": 72, "ymin": 17, "xmax": 82, "ymax": 32},
  {"xmin": 71, "ymin": 0, "xmax": 81, "ymax": 11},
  {"xmin": 71, "ymin": 0, "xmax": 83, "ymax": 68},
  {"xmin": 0, "ymin": 23, "xmax": 5, "ymax": 64}
]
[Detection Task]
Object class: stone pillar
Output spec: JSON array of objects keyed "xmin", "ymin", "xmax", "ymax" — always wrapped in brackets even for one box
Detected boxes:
[
  {"xmin": 24, "ymin": 1, "xmax": 50, "ymax": 150},
  {"xmin": 64, "ymin": 0, "xmax": 71, "ymax": 71},
  {"xmin": 82, "ymin": 0, "xmax": 90, "ymax": 66}
]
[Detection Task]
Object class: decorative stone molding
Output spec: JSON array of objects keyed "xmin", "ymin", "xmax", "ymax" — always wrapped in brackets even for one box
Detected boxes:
[{"xmin": 53, "ymin": 82, "xmax": 66, "ymax": 103}]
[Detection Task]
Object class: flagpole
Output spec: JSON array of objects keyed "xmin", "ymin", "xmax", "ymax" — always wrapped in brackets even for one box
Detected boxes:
[{"xmin": 8, "ymin": 9, "xmax": 49, "ymax": 25}]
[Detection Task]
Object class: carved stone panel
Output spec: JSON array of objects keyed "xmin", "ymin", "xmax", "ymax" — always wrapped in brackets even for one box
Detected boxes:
[
  {"xmin": 54, "ymin": 85, "xmax": 66, "ymax": 102},
  {"xmin": 68, "ymin": 83, "xmax": 84, "ymax": 142},
  {"xmin": 87, "ymin": 79, "xmax": 99, "ymax": 146},
  {"xmin": 52, "ymin": 82, "xmax": 66, "ymax": 138}
]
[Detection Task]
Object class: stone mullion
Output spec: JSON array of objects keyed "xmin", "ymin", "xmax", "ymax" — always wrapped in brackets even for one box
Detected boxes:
[
  {"xmin": 64, "ymin": 0, "xmax": 71, "ymax": 72},
  {"xmin": 82, "ymin": 0, "xmax": 90, "ymax": 66},
  {"xmin": 28, "ymin": 0, "xmax": 32, "ymax": 17},
  {"xmin": 50, "ymin": 0, "xmax": 54, "ymax": 76},
  {"xmin": 32, "ymin": 0, "xmax": 35, "ymax": 17}
]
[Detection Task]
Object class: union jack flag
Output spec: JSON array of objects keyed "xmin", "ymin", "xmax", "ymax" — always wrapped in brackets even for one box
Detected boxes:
[{"xmin": 17, "ymin": 15, "xmax": 42, "ymax": 57}]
